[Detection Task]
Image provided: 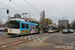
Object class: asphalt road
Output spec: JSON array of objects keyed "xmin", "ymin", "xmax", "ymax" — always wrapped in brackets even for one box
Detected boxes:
[
  {"xmin": 0, "ymin": 32, "xmax": 75, "ymax": 50},
  {"xmin": 0, "ymin": 32, "xmax": 9, "ymax": 38}
]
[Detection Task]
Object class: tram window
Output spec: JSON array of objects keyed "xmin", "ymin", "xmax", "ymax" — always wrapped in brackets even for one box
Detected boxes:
[
  {"xmin": 10, "ymin": 21, "xmax": 20, "ymax": 29},
  {"xmin": 36, "ymin": 25, "xmax": 38, "ymax": 29},
  {"xmin": 26, "ymin": 24, "xmax": 29, "ymax": 28},
  {"xmin": 22, "ymin": 23, "xmax": 25, "ymax": 28}
]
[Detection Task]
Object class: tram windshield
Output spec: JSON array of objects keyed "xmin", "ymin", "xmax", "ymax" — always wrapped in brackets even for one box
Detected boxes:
[
  {"xmin": 49, "ymin": 27, "xmax": 53, "ymax": 30},
  {"xmin": 9, "ymin": 20, "xmax": 20, "ymax": 29}
]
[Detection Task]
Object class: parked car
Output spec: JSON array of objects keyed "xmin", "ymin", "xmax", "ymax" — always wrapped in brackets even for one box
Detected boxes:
[
  {"xmin": 4, "ymin": 28, "xmax": 8, "ymax": 32},
  {"xmin": 69, "ymin": 29, "xmax": 74, "ymax": 33},
  {"xmin": 0, "ymin": 28, "xmax": 4, "ymax": 31},
  {"xmin": 62, "ymin": 29, "xmax": 74, "ymax": 34}
]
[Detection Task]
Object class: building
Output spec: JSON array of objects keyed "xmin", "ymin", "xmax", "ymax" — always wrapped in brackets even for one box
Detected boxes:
[
  {"xmin": 58, "ymin": 20, "xmax": 69, "ymax": 28},
  {"xmin": 40, "ymin": 10, "xmax": 45, "ymax": 21}
]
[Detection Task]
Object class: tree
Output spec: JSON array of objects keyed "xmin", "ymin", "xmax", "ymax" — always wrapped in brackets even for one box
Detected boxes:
[
  {"xmin": 40, "ymin": 18, "xmax": 52, "ymax": 26},
  {"xmin": 67, "ymin": 23, "xmax": 71, "ymax": 29},
  {"xmin": 58, "ymin": 25, "xmax": 65, "ymax": 29},
  {"xmin": 71, "ymin": 20, "xmax": 75, "ymax": 29},
  {"xmin": 0, "ymin": 18, "xmax": 3, "ymax": 27},
  {"xmin": 53, "ymin": 23, "xmax": 57, "ymax": 27}
]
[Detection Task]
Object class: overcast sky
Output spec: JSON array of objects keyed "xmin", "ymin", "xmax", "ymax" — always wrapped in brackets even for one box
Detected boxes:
[{"xmin": 0, "ymin": 0, "xmax": 75, "ymax": 24}]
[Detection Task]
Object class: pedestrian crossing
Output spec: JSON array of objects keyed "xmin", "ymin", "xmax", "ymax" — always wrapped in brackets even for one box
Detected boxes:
[{"xmin": 16, "ymin": 34, "xmax": 54, "ymax": 42}]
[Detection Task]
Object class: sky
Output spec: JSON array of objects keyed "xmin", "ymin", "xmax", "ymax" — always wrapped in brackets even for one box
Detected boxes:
[{"xmin": 0, "ymin": 0, "xmax": 75, "ymax": 24}]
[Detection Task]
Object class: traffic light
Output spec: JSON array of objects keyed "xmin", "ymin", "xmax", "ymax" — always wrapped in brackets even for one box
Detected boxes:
[{"xmin": 7, "ymin": 9, "xmax": 9, "ymax": 14}]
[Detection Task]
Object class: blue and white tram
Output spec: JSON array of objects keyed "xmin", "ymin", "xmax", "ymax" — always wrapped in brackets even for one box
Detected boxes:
[{"xmin": 8, "ymin": 18, "xmax": 39, "ymax": 36}]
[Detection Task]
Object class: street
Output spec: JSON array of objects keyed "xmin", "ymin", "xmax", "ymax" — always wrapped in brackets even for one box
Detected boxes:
[
  {"xmin": 0, "ymin": 32, "xmax": 9, "ymax": 38},
  {"xmin": 0, "ymin": 32, "xmax": 75, "ymax": 50}
]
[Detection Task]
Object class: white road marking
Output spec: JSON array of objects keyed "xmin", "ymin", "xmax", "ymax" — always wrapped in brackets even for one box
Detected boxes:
[
  {"xmin": 28, "ymin": 36, "xmax": 31, "ymax": 40},
  {"xmin": 45, "ymin": 36, "xmax": 48, "ymax": 39},
  {"xmin": 37, "ymin": 38, "xmax": 43, "ymax": 42},
  {"xmin": 43, "ymin": 37, "xmax": 47, "ymax": 39},
  {"xmin": 40, "ymin": 37, "xmax": 45, "ymax": 41},
  {"xmin": 34, "ymin": 39, "xmax": 37, "ymax": 41},
  {"xmin": 20, "ymin": 37, "xmax": 23, "ymax": 39},
  {"xmin": 34, "ymin": 35, "xmax": 43, "ymax": 42},
  {"xmin": 24, "ymin": 36, "xmax": 27, "ymax": 39},
  {"xmin": 16, "ymin": 37, "xmax": 19, "ymax": 38},
  {"xmin": 36, "ymin": 35, "xmax": 43, "ymax": 42},
  {"xmin": 14, "ymin": 46, "xmax": 18, "ymax": 49},
  {"xmin": 36, "ymin": 35, "xmax": 40, "ymax": 37},
  {"xmin": 31, "ymin": 35, "xmax": 37, "ymax": 41},
  {"xmin": 1, "ymin": 45, "xmax": 7, "ymax": 47}
]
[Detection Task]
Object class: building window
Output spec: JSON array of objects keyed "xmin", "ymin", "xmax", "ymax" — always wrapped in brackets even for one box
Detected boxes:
[{"xmin": 22, "ymin": 23, "xmax": 25, "ymax": 28}]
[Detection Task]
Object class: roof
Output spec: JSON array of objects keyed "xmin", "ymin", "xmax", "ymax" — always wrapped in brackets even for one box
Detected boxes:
[{"xmin": 10, "ymin": 18, "xmax": 25, "ymax": 21}]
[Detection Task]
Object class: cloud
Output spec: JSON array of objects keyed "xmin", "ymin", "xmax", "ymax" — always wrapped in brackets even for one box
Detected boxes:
[{"xmin": 0, "ymin": 0, "xmax": 75, "ymax": 24}]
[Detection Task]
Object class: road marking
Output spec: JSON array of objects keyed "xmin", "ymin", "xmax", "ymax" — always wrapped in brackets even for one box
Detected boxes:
[
  {"xmin": 16, "ymin": 37, "xmax": 19, "ymax": 38},
  {"xmin": 24, "ymin": 36, "xmax": 27, "ymax": 39},
  {"xmin": 28, "ymin": 36, "xmax": 31, "ymax": 40},
  {"xmin": 36, "ymin": 35, "xmax": 39, "ymax": 37},
  {"xmin": 20, "ymin": 37, "xmax": 24, "ymax": 39},
  {"xmin": 14, "ymin": 46, "xmax": 18, "ymax": 49},
  {"xmin": 69, "ymin": 43, "xmax": 75, "ymax": 46},
  {"xmin": 43, "ymin": 36, "xmax": 47, "ymax": 39},
  {"xmin": 44, "ymin": 37, "xmax": 48, "ymax": 39},
  {"xmin": 37, "ymin": 38, "xmax": 43, "ymax": 42},
  {"xmin": 10, "ymin": 41, "xmax": 24, "ymax": 45},
  {"xmin": 1, "ymin": 45, "xmax": 7, "ymax": 47},
  {"xmin": 34, "ymin": 35, "xmax": 43, "ymax": 42},
  {"xmin": 31, "ymin": 35, "xmax": 37, "ymax": 41},
  {"xmin": 0, "ymin": 38, "xmax": 6, "ymax": 40},
  {"xmin": 40, "ymin": 37, "xmax": 45, "ymax": 41}
]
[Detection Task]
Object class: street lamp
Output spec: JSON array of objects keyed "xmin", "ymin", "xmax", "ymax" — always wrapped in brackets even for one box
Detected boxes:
[
  {"xmin": 22, "ymin": 13, "xmax": 28, "ymax": 21},
  {"xmin": 22, "ymin": 13, "xmax": 28, "ymax": 18}
]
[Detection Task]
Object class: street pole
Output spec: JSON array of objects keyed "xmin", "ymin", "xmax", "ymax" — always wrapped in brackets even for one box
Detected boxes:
[{"xmin": 22, "ymin": 13, "xmax": 27, "ymax": 21}]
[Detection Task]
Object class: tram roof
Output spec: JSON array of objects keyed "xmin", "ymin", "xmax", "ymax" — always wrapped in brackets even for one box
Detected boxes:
[
  {"xmin": 20, "ymin": 21, "xmax": 38, "ymax": 25},
  {"xmin": 10, "ymin": 18, "xmax": 25, "ymax": 21}
]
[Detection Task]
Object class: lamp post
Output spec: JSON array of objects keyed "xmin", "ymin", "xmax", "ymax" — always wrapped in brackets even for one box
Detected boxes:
[{"xmin": 22, "ymin": 13, "xmax": 28, "ymax": 21}]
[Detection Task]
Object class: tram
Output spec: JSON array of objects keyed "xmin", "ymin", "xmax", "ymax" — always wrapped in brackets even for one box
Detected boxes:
[
  {"xmin": 7, "ymin": 18, "xmax": 48, "ymax": 36},
  {"xmin": 48, "ymin": 26, "xmax": 57, "ymax": 33}
]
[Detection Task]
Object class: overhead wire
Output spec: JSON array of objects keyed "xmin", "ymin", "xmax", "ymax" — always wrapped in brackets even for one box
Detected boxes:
[
  {"xmin": 0, "ymin": 2, "xmax": 22, "ymax": 12},
  {"xmin": 9, "ymin": 0, "xmax": 38, "ymax": 16},
  {"xmin": 24, "ymin": 0, "xmax": 49, "ymax": 17},
  {"xmin": 24, "ymin": 0, "xmax": 41, "ymax": 12}
]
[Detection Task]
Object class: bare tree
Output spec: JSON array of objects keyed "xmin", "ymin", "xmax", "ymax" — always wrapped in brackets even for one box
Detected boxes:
[
  {"xmin": 58, "ymin": 25, "xmax": 65, "ymax": 29},
  {"xmin": 67, "ymin": 23, "xmax": 71, "ymax": 29},
  {"xmin": 71, "ymin": 20, "xmax": 75, "ymax": 29},
  {"xmin": 0, "ymin": 18, "xmax": 3, "ymax": 27}
]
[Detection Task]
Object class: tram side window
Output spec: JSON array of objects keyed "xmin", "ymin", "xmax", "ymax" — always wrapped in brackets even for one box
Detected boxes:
[
  {"xmin": 36, "ymin": 25, "xmax": 38, "ymax": 29},
  {"xmin": 22, "ymin": 23, "xmax": 25, "ymax": 28},
  {"xmin": 26, "ymin": 24, "xmax": 29, "ymax": 29}
]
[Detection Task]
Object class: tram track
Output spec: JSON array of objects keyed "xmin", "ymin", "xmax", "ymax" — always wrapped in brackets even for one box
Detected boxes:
[
  {"xmin": 0, "ymin": 37, "xmax": 30, "ymax": 50},
  {"xmin": 0, "ymin": 37, "xmax": 10, "ymax": 40},
  {"xmin": 0, "ymin": 35, "xmax": 37, "ymax": 49},
  {"xmin": 0, "ymin": 37, "xmax": 24, "ymax": 45},
  {"xmin": 0, "ymin": 34, "xmax": 44, "ymax": 49},
  {"xmin": 0, "ymin": 33, "xmax": 50, "ymax": 50}
]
